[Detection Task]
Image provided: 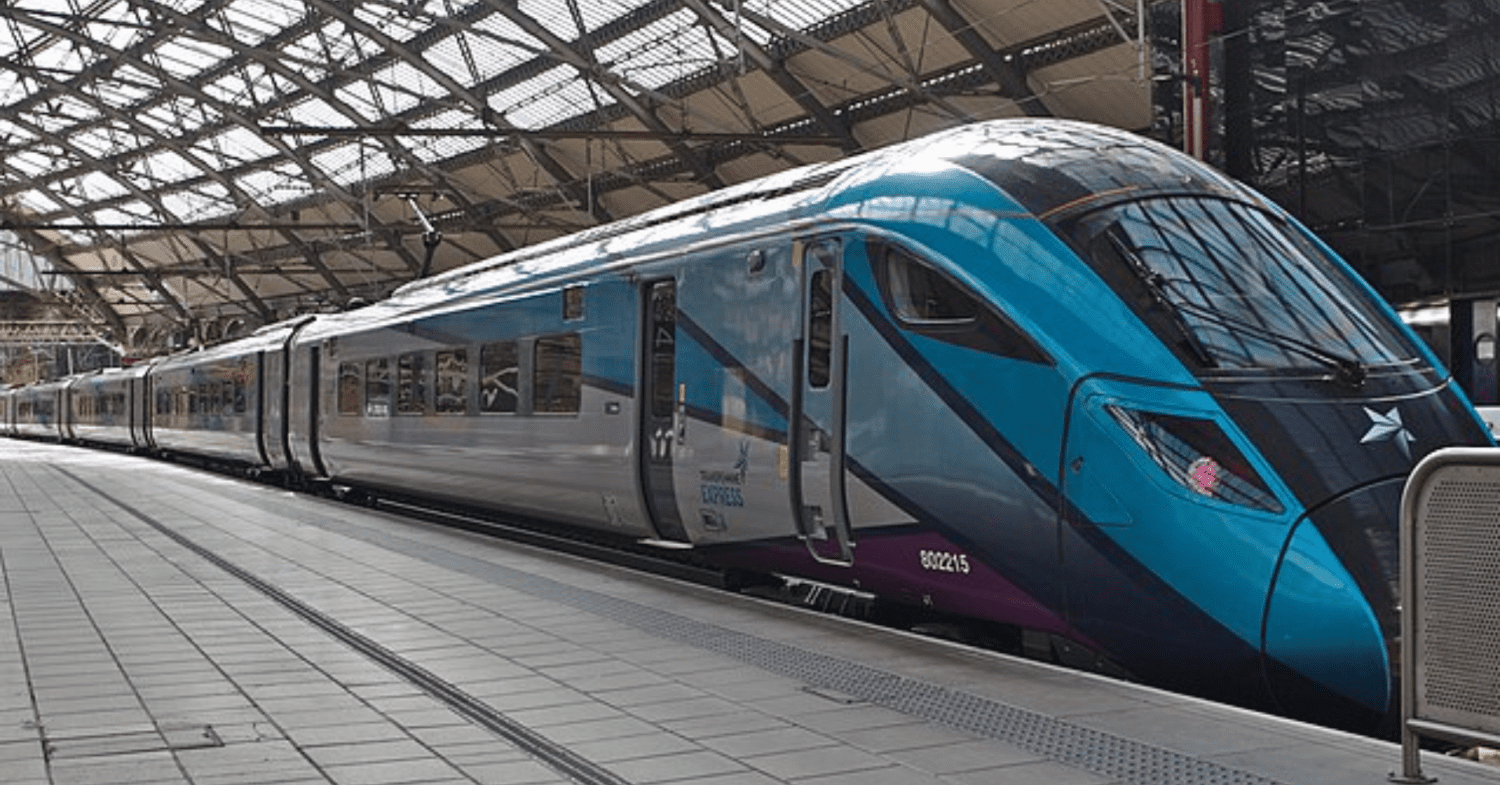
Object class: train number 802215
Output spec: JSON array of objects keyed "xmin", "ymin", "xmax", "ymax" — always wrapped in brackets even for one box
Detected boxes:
[{"xmin": 918, "ymin": 549, "xmax": 971, "ymax": 574}]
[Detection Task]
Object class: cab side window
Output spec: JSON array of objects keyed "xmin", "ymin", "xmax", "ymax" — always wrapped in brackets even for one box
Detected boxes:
[{"xmin": 871, "ymin": 241, "xmax": 1051, "ymax": 365}]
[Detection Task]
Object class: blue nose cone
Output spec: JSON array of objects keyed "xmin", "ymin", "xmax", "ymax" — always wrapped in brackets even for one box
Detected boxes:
[{"xmin": 1263, "ymin": 520, "xmax": 1391, "ymax": 723}]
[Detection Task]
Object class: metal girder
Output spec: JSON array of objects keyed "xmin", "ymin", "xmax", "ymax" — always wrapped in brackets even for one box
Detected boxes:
[
  {"xmin": 915, "ymin": 0, "xmax": 1051, "ymax": 116},
  {"xmin": 303, "ymin": 0, "xmax": 611, "ymax": 222},
  {"xmin": 137, "ymin": 0, "xmax": 516, "ymax": 263},
  {"xmin": 483, "ymin": 0, "xmax": 727, "ymax": 191},
  {"xmin": 711, "ymin": 0, "xmax": 975, "ymax": 122},
  {"xmin": 0, "ymin": 321, "xmax": 108, "ymax": 343},
  {"xmin": 1, "ymin": 6, "xmax": 353, "ymax": 303},
  {"xmin": 679, "ymin": 0, "xmax": 860, "ymax": 152}
]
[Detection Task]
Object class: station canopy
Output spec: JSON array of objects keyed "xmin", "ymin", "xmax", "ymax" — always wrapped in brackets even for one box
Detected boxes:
[{"xmin": 0, "ymin": 0, "xmax": 1150, "ymax": 354}]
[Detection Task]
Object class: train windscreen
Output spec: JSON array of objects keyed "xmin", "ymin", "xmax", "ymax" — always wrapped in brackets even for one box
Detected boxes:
[{"xmin": 1063, "ymin": 196, "xmax": 1419, "ymax": 377}]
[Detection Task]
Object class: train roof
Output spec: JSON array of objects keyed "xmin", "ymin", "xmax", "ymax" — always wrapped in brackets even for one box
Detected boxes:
[
  {"xmin": 299, "ymin": 120, "xmax": 1266, "ymax": 340},
  {"xmin": 928, "ymin": 120, "xmax": 1255, "ymax": 221}
]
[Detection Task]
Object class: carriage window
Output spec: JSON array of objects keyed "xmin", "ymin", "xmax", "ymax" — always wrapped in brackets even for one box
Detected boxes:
[
  {"xmin": 365, "ymin": 358, "xmax": 391, "ymax": 417},
  {"xmin": 564, "ymin": 285, "xmax": 585, "ymax": 321},
  {"xmin": 534, "ymin": 333, "xmax": 582, "ymax": 415},
  {"xmin": 807, "ymin": 269, "xmax": 834, "ymax": 389},
  {"xmin": 479, "ymin": 341, "xmax": 518, "ymax": 414},
  {"xmin": 435, "ymin": 349, "xmax": 468, "ymax": 414},
  {"xmin": 337, "ymin": 363, "xmax": 361, "ymax": 416},
  {"xmin": 872, "ymin": 241, "xmax": 1050, "ymax": 364},
  {"xmin": 396, "ymin": 352, "xmax": 428, "ymax": 416}
]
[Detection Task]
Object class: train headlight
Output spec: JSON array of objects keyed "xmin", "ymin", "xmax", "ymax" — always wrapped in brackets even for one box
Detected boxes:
[{"xmin": 1106, "ymin": 406, "xmax": 1283, "ymax": 514}]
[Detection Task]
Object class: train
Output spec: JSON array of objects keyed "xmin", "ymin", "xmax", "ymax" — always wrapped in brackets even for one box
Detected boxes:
[{"xmin": 4, "ymin": 119, "xmax": 1490, "ymax": 734}]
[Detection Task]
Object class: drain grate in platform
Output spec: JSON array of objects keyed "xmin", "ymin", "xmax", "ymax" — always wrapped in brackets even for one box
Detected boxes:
[{"xmin": 45, "ymin": 724, "xmax": 221, "ymax": 760}]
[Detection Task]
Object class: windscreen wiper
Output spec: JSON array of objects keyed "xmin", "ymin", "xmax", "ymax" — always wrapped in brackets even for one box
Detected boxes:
[
  {"xmin": 1107, "ymin": 231, "xmax": 1365, "ymax": 388},
  {"xmin": 1108, "ymin": 233, "xmax": 1217, "ymax": 369},
  {"xmin": 1168, "ymin": 298, "xmax": 1367, "ymax": 388}
]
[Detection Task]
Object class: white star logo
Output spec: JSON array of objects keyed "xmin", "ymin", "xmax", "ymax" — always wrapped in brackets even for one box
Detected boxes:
[{"xmin": 1360, "ymin": 406, "xmax": 1414, "ymax": 459}]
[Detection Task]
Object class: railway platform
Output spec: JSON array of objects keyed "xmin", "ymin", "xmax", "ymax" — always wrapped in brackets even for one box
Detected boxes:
[{"xmin": 2, "ymin": 440, "xmax": 1497, "ymax": 785}]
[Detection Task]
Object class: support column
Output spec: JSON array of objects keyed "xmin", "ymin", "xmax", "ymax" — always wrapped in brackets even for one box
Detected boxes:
[
  {"xmin": 1450, "ymin": 298, "xmax": 1498, "ymax": 405},
  {"xmin": 1182, "ymin": 0, "xmax": 1223, "ymax": 160}
]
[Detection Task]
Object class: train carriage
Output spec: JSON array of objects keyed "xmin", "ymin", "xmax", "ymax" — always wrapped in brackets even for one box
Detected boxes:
[
  {"xmin": 12, "ymin": 377, "xmax": 69, "ymax": 441},
  {"xmin": 147, "ymin": 321, "xmax": 302, "ymax": 469},
  {"xmin": 67, "ymin": 365, "xmax": 153, "ymax": 449},
  {"xmin": 5, "ymin": 119, "xmax": 1490, "ymax": 734},
  {"xmin": 283, "ymin": 120, "xmax": 1492, "ymax": 731}
]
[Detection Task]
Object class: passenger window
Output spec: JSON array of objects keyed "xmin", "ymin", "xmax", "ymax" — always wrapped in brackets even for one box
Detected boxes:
[
  {"xmin": 808, "ymin": 269, "xmax": 833, "ymax": 389},
  {"xmin": 337, "ymin": 362, "xmax": 362, "ymax": 416},
  {"xmin": 435, "ymin": 349, "xmax": 468, "ymax": 414},
  {"xmin": 479, "ymin": 341, "xmax": 518, "ymax": 414},
  {"xmin": 396, "ymin": 352, "xmax": 428, "ymax": 416},
  {"xmin": 872, "ymin": 241, "xmax": 1051, "ymax": 365},
  {"xmin": 534, "ymin": 333, "xmax": 582, "ymax": 415},
  {"xmin": 563, "ymin": 285, "xmax": 585, "ymax": 321},
  {"xmin": 365, "ymin": 358, "xmax": 391, "ymax": 417}
]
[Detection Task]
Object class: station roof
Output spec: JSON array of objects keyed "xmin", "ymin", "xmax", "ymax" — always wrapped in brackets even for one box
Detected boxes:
[{"xmin": 0, "ymin": 0, "xmax": 1150, "ymax": 352}]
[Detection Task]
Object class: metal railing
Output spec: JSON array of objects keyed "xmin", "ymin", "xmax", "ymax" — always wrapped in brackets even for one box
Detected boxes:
[{"xmin": 1395, "ymin": 447, "xmax": 1500, "ymax": 783}]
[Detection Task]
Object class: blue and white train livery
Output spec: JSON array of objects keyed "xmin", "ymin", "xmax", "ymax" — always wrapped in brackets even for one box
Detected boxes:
[{"xmin": 5, "ymin": 120, "xmax": 1489, "ymax": 733}]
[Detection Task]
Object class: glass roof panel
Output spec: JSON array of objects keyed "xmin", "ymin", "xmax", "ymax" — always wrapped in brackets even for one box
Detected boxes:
[
  {"xmin": 159, "ymin": 181, "xmax": 231, "ymax": 222},
  {"xmin": 216, "ymin": 0, "xmax": 307, "ymax": 46},
  {"xmin": 236, "ymin": 161, "xmax": 314, "ymax": 204},
  {"xmin": 10, "ymin": 148, "xmax": 63, "ymax": 179},
  {"xmin": 13, "ymin": 190, "xmax": 61, "ymax": 215},
  {"xmin": 597, "ymin": 9, "xmax": 714, "ymax": 91},
  {"xmin": 69, "ymin": 124, "xmax": 143, "ymax": 160},
  {"xmin": 310, "ymin": 143, "xmax": 367, "ymax": 187},
  {"xmin": 517, "ymin": 0, "xmax": 578, "ymax": 40},
  {"xmin": 130, "ymin": 149, "xmax": 206, "ymax": 187},
  {"xmin": 283, "ymin": 96, "xmax": 349, "ymax": 128},
  {"xmin": 85, "ymin": 3, "xmax": 152, "ymax": 52},
  {"xmin": 352, "ymin": 2, "xmax": 427, "ymax": 40},
  {"xmin": 279, "ymin": 31, "xmax": 337, "ymax": 82},
  {"xmin": 37, "ymin": 92, "xmax": 105, "ymax": 129},
  {"xmin": 487, "ymin": 65, "xmax": 601, "ymax": 128},
  {"xmin": 765, "ymin": 0, "xmax": 869, "ymax": 30},
  {"xmin": 198, "ymin": 126, "xmax": 280, "ymax": 165},
  {"xmin": 366, "ymin": 60, "xmax": 443, "ymax": 116},
  {"xmin": 89, "ymin": 75, "xmax": 155, "ymax": 106},
  {"xmin": 424, "ymin": 35, "xmax": 482, "ymax": 84},
  {"xmin": 468, "ymin": 13, "xmax": 546, "ymax": 58},
  {"xmin": 0, "ymin": 230, "xmax": 69, "ymax": 292},
  {"xmin": 411, "ymin": 109, "xmax": 488, "ymax": 161},
  {"xmin": 93, "ymin": 204, "xmax": 155, "ymax": 228},
  {"xmin": 202, "ymin": 70, "xmax": 254, "ymax": 106},
  {"xmin": 149, "ymin": 38, "xmax": 235, "ymax": 82},
  {"xmin": 73, "ymin": 169, "xmax": 133, "ymax": 203}
]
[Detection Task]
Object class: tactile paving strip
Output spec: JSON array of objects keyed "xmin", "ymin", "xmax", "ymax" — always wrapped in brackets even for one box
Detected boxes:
[{"xmin": 301, "ymin": 513, "xmax": 1290, "ymax": 785}]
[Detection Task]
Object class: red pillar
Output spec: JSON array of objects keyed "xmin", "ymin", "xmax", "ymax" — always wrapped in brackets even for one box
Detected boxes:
[{"xmin": 1182, "ymin": 0, "xmax": 1223, "ymax": 160}]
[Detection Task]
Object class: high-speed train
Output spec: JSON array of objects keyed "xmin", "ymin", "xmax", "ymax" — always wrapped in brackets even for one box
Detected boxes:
[{"xmin": 5, "ymin": 120, "xmax": 1490, "ymax": 733}]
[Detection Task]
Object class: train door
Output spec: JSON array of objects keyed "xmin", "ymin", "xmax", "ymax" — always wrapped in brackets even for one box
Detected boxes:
[
  {"xmin": 637, "ymin": 278, "xmax": 692, "ymax": 543},
  {"xmin": 791, "ymin": 238, "xmax": 854, "ymax": 565}
]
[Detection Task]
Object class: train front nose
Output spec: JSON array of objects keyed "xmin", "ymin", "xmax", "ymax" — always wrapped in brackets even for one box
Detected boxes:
[{"xmin": 1262, "ymin": 479, "xmax": 1403, "ymax": 731}]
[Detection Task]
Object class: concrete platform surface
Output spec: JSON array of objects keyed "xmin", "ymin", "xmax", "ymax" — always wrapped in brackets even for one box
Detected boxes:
[{"xmin": 0, "ymin": 439, "xmax": 1495, "ymax": 785}]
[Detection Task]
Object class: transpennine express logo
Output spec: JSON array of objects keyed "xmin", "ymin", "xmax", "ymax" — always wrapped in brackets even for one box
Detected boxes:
[{"xmin": 1360, "ymin": 406, "xmax": 1414, "ymax": 459}]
